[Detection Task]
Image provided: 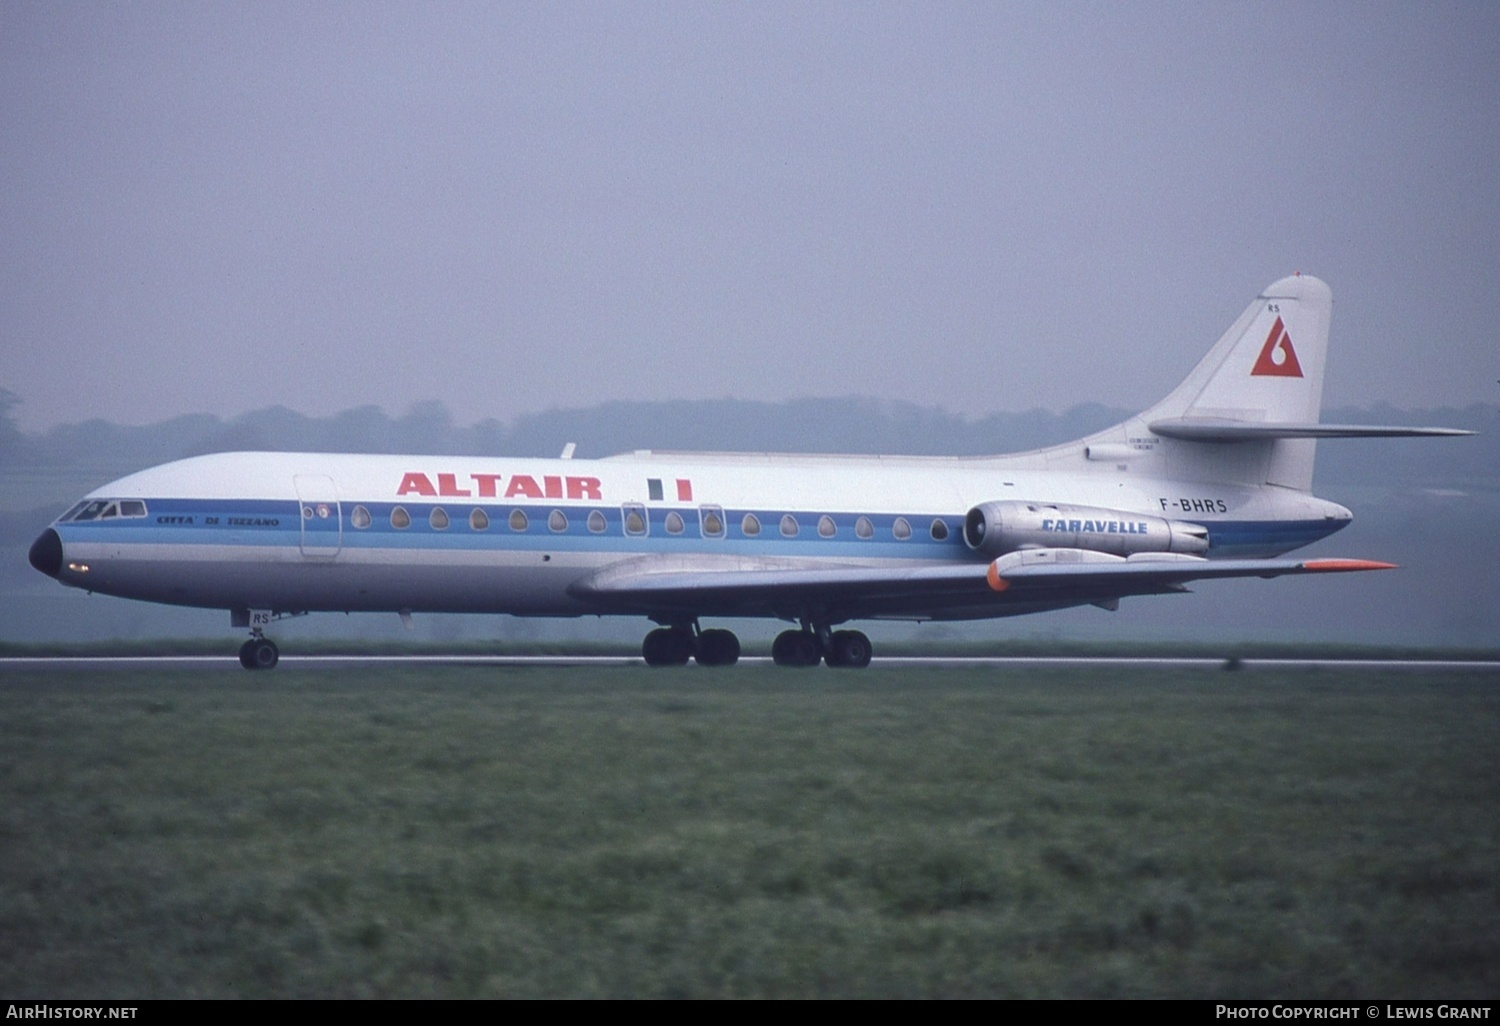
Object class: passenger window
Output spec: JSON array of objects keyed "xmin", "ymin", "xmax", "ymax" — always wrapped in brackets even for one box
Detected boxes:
[
  {"xmin": 548, "ymin": 509, "xmax": 568, "ymax": 532},
  {"xmin": 623, "ymin": 504, "xmax": 648, "ymax": 536},
  {"xmin": 664, "ymin": 511, "xmax": 684, "ymax": 535},
  {"xmin": 818, "ymin": 515, "xmax": 836, "ymax": 538},
  {"xmin": 741, "ymin": 513, "xmax": 761, "ymax": 537},
  {"xmin": 430, "ymin": 508, "xmax": 449, "ymax": 530},
  {"xmin": 930, "ymin": 519, "xmax": 949, "ymax": 541},
  {"xmin": 780, "ymin": 514, "xmax": 798, "ymax": 537},
  {"xmin": 855, "ymin": 516, "xmax": 874, "ymax": 539},
  {"xmin": 391, "ymin": 506, "xmax": 411, "ymax": 529},
  {"xmin": 351, "ymin": 505, "xmax": 372, "ymax": 529},
  {"xmin": 700, "ymin": 506, "xmax": 725, "ymax": 538},
  {"xmin": 509, "ymin": 509, "xmax": 529, "ymax": 531},
  {"xmin": 892, "ymin": 517, "xmax": 911, "ymax": 540},
  {"xmin": 587, "ymin": 510, "xmax": 607, "ymax": 534},
  {"xmin": 470, "ymin": 508, "xmax": 489, "ymax": 531}
]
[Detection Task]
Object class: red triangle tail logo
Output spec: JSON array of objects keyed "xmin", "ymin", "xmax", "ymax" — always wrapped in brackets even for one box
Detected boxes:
[{"xmin": 1251, "ymin": 317, "xmax": 1303, "ymax": 377}]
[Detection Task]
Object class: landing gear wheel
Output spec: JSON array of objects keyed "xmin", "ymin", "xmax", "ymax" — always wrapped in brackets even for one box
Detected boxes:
[
  {"xmin": 239, "ymin": 637, "xmax": 279, "ymax": 670},
  {"xmin": 827, "ymin": 630, "xmax": 872, "ymax": 669},
  {"xmin": 642, "ymin": 627, "xmax": 692, "ymax": 667},
  {"xmin": 694, "ymin": 628, "xmax": 741, "ymax": 667},
  {"xmin": 772, "ymin": 629, "xmax": 821, "ymax": 667}
]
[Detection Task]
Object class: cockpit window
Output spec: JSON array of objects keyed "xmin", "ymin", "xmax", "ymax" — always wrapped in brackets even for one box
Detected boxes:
[
  {"xmin": 64, "ymin": 499, "xmax": 148, "ymax": 522},
  {"xmin": 70, "ymin": 501, "xmax": 111, "ymax": 522}
]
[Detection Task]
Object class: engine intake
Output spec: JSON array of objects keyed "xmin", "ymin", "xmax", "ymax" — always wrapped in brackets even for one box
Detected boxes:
[{"xmin": 963, "ymin": 500, "xmax": 1208, "ymax": 558}]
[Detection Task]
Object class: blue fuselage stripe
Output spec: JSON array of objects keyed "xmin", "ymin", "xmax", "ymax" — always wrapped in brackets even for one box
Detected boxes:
[{"xmin": 56, "ymin": 498, "xmax": 1344, "ymax": 562}]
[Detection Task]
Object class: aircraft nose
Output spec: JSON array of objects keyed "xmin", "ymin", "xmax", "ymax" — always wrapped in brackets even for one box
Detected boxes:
[{"xmin": 29, "ymin": 528, "xmax": 63, "ymax": 578}]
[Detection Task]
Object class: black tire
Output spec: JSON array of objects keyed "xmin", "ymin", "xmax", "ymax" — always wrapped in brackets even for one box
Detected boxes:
[
  {"xmin": 642, "ymin": 627, "xmax": 691, "ymax": 666},
  {"xmin": 829, "ymin": 630, "xmax": 872, "ymax": 669},
  {"xmin": 770, "ymin": 629, "xmax": 797, "ymax": 665},
  {"xmin": 772, "ymin": 629, "xmax": 821, "ymax": 667},
  {"xmin": 244, "ymin": 638, "xmax": 279, "ymax": 670},
  {"xmin": 694, "ymin": 628, "xmax": 740, "ymax": 666}
]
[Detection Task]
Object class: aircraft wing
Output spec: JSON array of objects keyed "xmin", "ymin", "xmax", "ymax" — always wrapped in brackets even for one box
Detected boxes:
[
  {"xmin": 566, "ymin": 551, "xmax": 1395, "ymax": 621},
  {"xmin": 567, "ymin": 555, "xmax": 994, "ymax": 620}
]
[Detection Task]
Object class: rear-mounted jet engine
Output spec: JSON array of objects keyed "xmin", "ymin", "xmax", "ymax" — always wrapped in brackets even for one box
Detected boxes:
[{"xmin": 963, "ymin": 500, "xmax": 1209, "ymax": 558}]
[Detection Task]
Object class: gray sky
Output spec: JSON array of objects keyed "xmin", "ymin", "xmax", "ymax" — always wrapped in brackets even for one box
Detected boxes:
[{"xmin": 3, "ymin": 1, "xmax": 1497, "ymax": 434}]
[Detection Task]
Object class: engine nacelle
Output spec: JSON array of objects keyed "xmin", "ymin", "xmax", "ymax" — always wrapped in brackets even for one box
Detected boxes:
[{"xmin": 962, "ymin": 500, "xmax": 1209, "ymax": 558}]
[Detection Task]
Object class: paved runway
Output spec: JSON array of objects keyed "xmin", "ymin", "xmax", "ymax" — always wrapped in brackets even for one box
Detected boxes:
[{"xmin": 3, "ymin": 654, "xmax": 1498, "ymax": 671}]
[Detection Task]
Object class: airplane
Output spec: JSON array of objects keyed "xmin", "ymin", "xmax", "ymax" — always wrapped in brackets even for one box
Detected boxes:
[{"xmin": 28, "ymin": 274, "xmax": 1469, "ymax": 670}]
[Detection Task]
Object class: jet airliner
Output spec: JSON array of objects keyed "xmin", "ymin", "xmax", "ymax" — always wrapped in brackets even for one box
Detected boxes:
[{"xmin": 28, "ymin": 275, "xmax": 1467, "ymax": 669}]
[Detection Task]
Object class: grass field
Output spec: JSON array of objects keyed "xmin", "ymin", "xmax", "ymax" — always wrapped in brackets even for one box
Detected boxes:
[{"xmin": 0, "ymin": 664, "xmax": 1495, "ymax": 998}]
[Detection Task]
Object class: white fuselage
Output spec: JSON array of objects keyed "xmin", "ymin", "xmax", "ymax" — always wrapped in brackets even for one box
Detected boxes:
[{"xmin": 36, "ymin": 447, "xmax": 1351, "ymax": 622}]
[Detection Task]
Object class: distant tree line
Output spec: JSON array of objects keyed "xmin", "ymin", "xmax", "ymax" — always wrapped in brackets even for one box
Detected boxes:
[{"xmin": 1, "ymin": 390, "xmax": 1494, "ymax": 489}]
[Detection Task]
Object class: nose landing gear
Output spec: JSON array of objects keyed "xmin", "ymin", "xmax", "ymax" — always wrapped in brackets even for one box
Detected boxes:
[{"xmin": 238, "ymin": 631, "xmax": 279, "ymax": 670}]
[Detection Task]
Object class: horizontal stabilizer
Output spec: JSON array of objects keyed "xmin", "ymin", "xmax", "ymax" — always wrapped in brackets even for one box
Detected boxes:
[{"xmin": 1149, "ymin": 417, "xmax": 1473, "ymax": 441}]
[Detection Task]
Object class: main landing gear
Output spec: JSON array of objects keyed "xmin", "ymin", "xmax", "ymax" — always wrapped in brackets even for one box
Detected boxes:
[
  {"xmin": 641, "ymin": 623, "xmax": 741, "ymax": 667},
  {"xmin": 639, "ymin": 621, "xmax": 872, "ymax": 668},
  {"xmin": 238, "ymin": 631, "xmax": 279, "ymax": 670},
  {"xmin": 772, "ymin": 626, "xmax": 872, "ymax": 668}
]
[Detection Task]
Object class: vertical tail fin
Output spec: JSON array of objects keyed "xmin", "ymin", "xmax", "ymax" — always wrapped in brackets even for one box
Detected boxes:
[
  {"xmin": 1148, "ymin": 274, "xmax": 1332, "ymax": 427},
  {"xmin": 1141, "ymin": 274, "xmax": 1333, "ymax": 489}
]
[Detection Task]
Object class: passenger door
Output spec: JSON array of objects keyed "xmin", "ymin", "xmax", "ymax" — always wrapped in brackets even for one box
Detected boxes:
[{"xmin": 293, "ymin": 475, "xmax": 342, "ymax": 559}]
